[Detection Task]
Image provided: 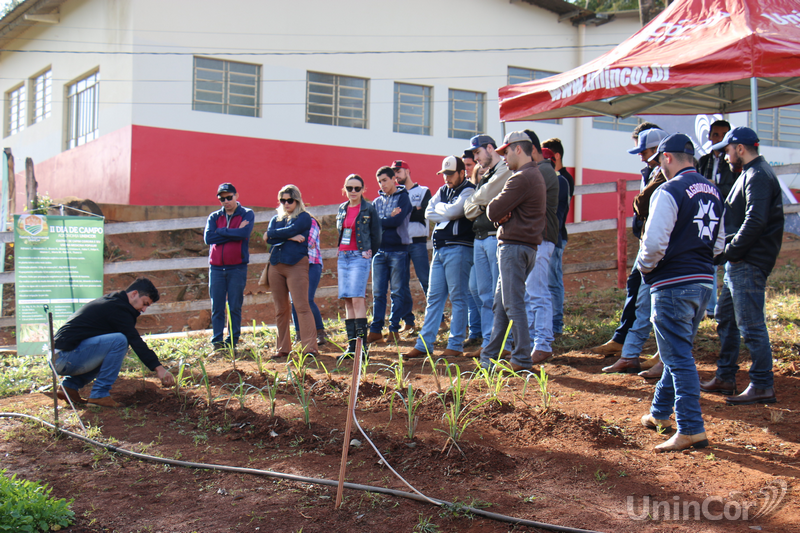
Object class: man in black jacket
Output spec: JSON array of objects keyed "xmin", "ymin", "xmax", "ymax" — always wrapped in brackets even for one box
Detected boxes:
[
  {"xmin": 700, "ymin": 127, "xmax": 784, "ymax": 405},
  {"xmin": 697, "ymin": 120, "xmax": 741, "ymax": 318},
  {"xmin": 53, "ymin": 278, "xmax": 175, "ymax": 407}
]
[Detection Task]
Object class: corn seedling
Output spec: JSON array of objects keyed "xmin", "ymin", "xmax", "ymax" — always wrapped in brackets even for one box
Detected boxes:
[
  {"xmin": 435, "ymin": 363, "xmax": 489, "ymax": 456},
  {"xmin": 418, "ymin": 337, "xmax": 444, "ymax": 394},
  {"xmin": 393, "ymin": 383, "xmax": 427, "ymax": 440},
  {"xmin": 197, "ymin": 357, "xmax": 216, "ymax": 406},
  {"xmin": 287, "ymin": 351, "xmax": 315, "ymax": 427},
  {"xmin": 223, "ymin": 303, "xmax": 238, "ymax": 371},
  {"xmin": 224, "ymin": 372, "xmax": 255, "ymax": 410},
  {"xmin": 258, "ymin": 370, "xmax": 282, "ymax": 417},
  {"xmin": 531, "ymin": 366, "xmax": 552, "ymax": 411},
  {"xmin": 473, "ymin": 363, "xmax": 509, "ymax": 406},
  {"xmin": 173, "ymin": 355, "xmax": 193, "ymax": 411}
]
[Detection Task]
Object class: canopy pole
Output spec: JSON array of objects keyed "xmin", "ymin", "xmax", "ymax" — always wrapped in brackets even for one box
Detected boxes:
[
  {"xmin": 574, "ymin": 23, "xmax": 586, "ymax": 223},
  {"xmin": 750, "ymin": 77, "xmax": 759, "ymax": 136}
]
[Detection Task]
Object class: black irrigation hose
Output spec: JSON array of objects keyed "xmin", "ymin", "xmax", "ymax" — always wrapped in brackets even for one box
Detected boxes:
[{"xmin": 0, "ymin": 412, "xmax": 603, "ymax": 533}]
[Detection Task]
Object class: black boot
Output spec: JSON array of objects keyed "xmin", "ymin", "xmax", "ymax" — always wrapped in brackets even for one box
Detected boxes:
[
  {"xmin": 344, "ymin": 319, "xmax": 357, "ymax": 356},
  {"xmin": 355, "ymin": 318, "xmax": 369, "ymax": 359}
]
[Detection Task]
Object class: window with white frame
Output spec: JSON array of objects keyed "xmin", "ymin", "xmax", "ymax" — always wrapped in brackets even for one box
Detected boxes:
[
  {"xmin": 5, "ymin": 84, "xmax": 25, "ymax": 137},
  {"xmin": 449, "ymin": 89, "xmax": 485, "ymax": 140},
  {"xmin": 394, "ymin": 83, "xmax": 432, "ymax": 135},
  {"xmin": 31, "ymin": 69, "xmax": 52, "ymax": 124},
  {"xmin": 592, "ymin": 115, "xmax": 640, "ymax": 132},
  {"xmin": 193, "ymin": 57, "xmax": 261, "ymax": 117},
  {"xmin": 507, "ymin": 67, "xmax": 562, "ymax": 125},
  {"xmin": 306, "ymin": 72, "xmax": 368, "ymax": 129},
  {"xmin": 754, "ymin": 105, "xmax": 800, "ymax": 149},
  {"xmin": 66, "ymin": 71, "xmax": 100, "ymax": 149}
]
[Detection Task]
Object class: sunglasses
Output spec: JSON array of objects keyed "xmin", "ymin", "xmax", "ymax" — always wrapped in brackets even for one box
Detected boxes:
[
  {"xmin": 218, "ymin": 195, "xmax": 234, "ymax": 202},
  {"xmin": 345, "ymin": 186, "xmax": 362, "ymax": 193},
  {"xmin": 280, "ymin": 198, "xmax": 296, "ymax": 205}
]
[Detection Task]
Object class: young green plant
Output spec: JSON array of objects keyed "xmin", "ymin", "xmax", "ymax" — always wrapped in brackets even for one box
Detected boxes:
[{"xmin": 435, "ymin": 362, "xmax": 489, "ymax": 456}]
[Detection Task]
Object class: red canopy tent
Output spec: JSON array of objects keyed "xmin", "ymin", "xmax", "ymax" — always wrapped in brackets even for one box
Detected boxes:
[{"xmin": 498, "ymin": 0, "xmax": 800, "ymax": 122}]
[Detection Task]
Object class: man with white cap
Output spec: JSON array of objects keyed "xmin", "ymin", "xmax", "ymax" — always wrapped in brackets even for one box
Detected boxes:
[
  {"xmin": 463, "ymin": 134, "xmax": 513, "ymax": 358},
  {"xmin": 404, "ymin": 156, "xmax": 475, "ymax": 359},
  {"xmin": 701, "ymin": 126, "xmax": 784, "ymax": 405},
  {"xmin": 637, "ymin": 132, "xmax": 724, "ymax": 452},
  {"xmin": 480, "ymin": 131, "xmax": 546, "ymax": 371}
]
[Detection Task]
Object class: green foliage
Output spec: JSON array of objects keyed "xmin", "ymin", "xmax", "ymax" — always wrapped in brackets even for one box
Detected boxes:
[
  {"xmin": 0, "ymin": 355, "xmax": 51, "ymax": 399},
  {"xmin": 566, "ymin": 0, "xmax": 651, "ymax": 13},
  {"xmin": 0, "ymin": 469, "xmax": 75, "ymax": 532}
]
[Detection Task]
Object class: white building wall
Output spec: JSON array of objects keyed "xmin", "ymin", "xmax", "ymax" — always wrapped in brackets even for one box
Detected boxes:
[
  {"xmin": 1, "ymin": 0, "xmax": 135, "ymax": 173},
  {"xmin": 124, "ymin": 0, "xmax": 643, "ymax": 162}
]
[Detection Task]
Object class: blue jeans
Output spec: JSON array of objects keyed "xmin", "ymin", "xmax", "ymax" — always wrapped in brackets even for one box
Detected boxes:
[
  {"xmin": 371, "ymin": 250, "xmax": 409, "ymax": 333},
  {"xmin": 613, "ymin": 265, "xmax": 643, "ymax": 344},
  {"xmin": 715, "ymin": 262, "xmax": 773, "ymax": 388},
  {"xmin": 548, "ymin": 243, "xmax": 565, "ymax": 334},
  {"xmin": 292, "ymin": 262, "xmax": 324, "ymax": 334},
  {"xmin": 415, "ymin": 245, "xmax": 472, "ymax": 353},
  {"xmin": 403, "ymin": 242, "xmax": 429, "ymax": 326},
  {"xmin": 474, "ymin": 236, "xmax": 500, "ymax": 347},
  {"xmin": 707, "ymin": 266, "xmax": 719, "ymax": 315},
  {"xmin": 467, "ymin": 266, "xmax": 482, "ymax": 340},
  {"xmin": 525, "ymin": 239, "xmax": 555, "ymax": 352},
  {"xmin": 621, "ymin": 259, "xmax": 653, "ymax": 359},
  {"xmin": 209, "ymin": 264, "xmax": 248, "ymax": 345},
  {"xmin": 481, "ymin": 244, "xmax": 536, "ymax": 369},
  {"xmin": 650, "ymin": 283, "xmax": 711, "ymax": 435},
  {"xmin": 55, "ymin": 333, "xmax": 129, "ymax": 399},
  {"xmin": 407, "ymin": 241, "xmax": 430, "ymax": 295}
]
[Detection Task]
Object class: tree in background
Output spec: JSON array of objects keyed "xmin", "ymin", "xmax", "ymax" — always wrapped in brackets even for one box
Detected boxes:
[{"xmin": 568, "ymin": 0, "xmax": 671, "ymax": 25}]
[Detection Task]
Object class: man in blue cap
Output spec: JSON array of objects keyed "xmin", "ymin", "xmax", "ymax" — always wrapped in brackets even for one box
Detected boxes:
[
  {"xmin": 601, "ymin": 127, "xmax": 669, "ymax": 377},
  {"xmin": 637, "ymin": 133, "xmax": 725, "ymax": 452},
  {"xmin": 700, "ymin": 126, "xmax": 784, "ymax": 405}
]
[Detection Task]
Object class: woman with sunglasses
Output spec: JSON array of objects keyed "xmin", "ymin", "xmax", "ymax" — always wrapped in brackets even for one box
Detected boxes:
[
  {"xmin": 266, "ymin": 185, "xmax": 318, "ymax": 357},
  {"xmin": 290, "ymin": 212, "xmax": 328, "ymax": 346},
  {"xmin": 336, "ymin": 174, "xmax": 381, "ymax": 356}
]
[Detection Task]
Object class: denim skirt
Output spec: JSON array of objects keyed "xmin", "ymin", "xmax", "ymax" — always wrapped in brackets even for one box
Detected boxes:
[{"xmin": 338, "ymin": 250, "xmax": 371, "ymax": 298}]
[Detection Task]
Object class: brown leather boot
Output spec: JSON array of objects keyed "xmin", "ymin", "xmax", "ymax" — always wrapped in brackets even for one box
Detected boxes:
[
  {"xmin": 655, "ymin": 431, "xmax": 708, "ymax": 452},
  {"xmin": 55, "ymin": 386, "xmax": 86, "ymax": 405},
  {"xmin": 87, "ymin": 396, "xmax": 121, "ymax": 408},
  {"xmin": 590, "ymin": 339, "xmax": 623, "ymax": 356}
]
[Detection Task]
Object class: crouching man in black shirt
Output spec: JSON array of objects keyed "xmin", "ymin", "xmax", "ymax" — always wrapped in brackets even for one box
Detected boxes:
[{"xmin": 53, "ymin": 278, "xmax": 175, "ymax": 407}]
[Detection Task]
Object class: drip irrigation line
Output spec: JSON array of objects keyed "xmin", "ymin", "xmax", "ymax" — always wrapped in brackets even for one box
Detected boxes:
[{"xmin": 0, "ymin": 412, "xmax": 603, "ymax": 533}]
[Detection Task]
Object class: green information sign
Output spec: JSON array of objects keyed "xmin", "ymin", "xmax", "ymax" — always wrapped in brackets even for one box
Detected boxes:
[{"xmin": 14, "ymin": 214, "xmax": 104, "ymax": 355}]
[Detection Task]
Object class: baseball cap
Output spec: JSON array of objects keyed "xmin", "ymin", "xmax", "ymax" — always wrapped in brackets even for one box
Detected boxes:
[
  {"xmin": 495, "ymin": 131, "xmax": 531, "ymax": 155},
  {"xmin": 468, "ymin": 134, "xmax": 496, "ymax": 151},
  {"xmin": 391, "ymin": 160, "xmax": 410, "ymax": 170},
  {"xmin": 648, "ymin": 133, "xmax": 695, "ymax": 162},
  {"xmin": 462, "ymin": 149, "xmax": 475, "ymax": 160},
  {"xmin": 542, "ymin": 147, "xmax": 556, "ymax": 162},
  {"xmin": 217, "ymin": 183, "xmax": 237, "ymax": 195},
  {"xmin": 710, "ymin": 126, "xmax": 760, "ymax": 151},
  {"xmin": 628, "ymin": 128, "xmax": 669, "ymax": 154},
  {"xmin": 437, "ymin": 156, "xmax": 465, "ymax": 175}
]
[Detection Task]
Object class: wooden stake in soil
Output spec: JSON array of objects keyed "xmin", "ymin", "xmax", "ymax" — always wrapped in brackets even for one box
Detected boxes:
[{"xmin": 335, "ymin": 338, "xmax": 363, "ymax": 509}]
